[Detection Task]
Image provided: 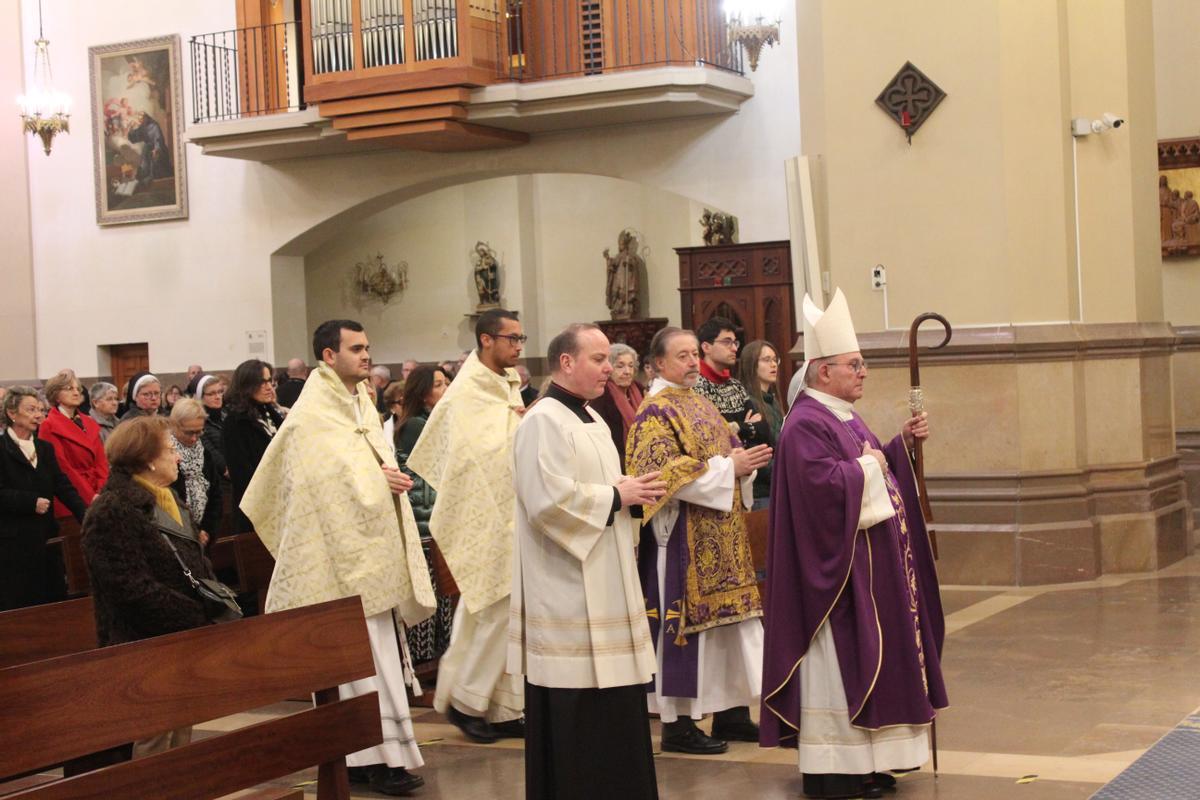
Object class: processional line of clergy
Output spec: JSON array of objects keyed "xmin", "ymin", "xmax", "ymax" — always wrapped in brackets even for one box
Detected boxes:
[{"xmin": 241, "ymin": 292, "xmax": 950, "ymax": 800}]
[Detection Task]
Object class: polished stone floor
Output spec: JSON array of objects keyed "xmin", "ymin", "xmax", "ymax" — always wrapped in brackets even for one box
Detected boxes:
[{"xmin": 208, "ymin": 555, "xmax": 1200, "ymax": 799}]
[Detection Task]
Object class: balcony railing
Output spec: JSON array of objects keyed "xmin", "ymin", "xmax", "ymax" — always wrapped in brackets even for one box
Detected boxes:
[
  {"xmin": 190, "ymin": 21, "xmax": 304, "ymax": 124},
  {"xmin": 506, "ymin": 0, "xmax": 743, "ymax": 82},
  {"xmin": 189, "ymin": 0, "xmax": 743, "ymax": 125}
]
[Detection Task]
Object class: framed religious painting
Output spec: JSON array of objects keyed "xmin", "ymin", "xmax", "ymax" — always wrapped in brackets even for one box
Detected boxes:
[
  {"xmin": 1159, "ymin": 137, "xmax": 1200, "ymax": 258},
  {"xmin": 88, "ymin": 35, "xmax": 188, "ymax": 226}
]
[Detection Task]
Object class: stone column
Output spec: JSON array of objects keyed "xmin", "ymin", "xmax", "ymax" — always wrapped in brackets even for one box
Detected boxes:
[{"xmin": 793, "ymin": 0, "xmax": 1188, "ymax": 584}]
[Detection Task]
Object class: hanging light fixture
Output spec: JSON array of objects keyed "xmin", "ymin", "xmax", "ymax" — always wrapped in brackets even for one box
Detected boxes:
[
  {"xmin": 18, "ymin": 0, "xmax": 71, "ymax": 156},
  {"xmin": 724, "ymin": 0, "xmax": 783, "ymax": 73}
]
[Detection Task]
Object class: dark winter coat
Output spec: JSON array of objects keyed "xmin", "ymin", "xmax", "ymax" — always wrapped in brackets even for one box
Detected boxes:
[
  {"xmin": 81, "ymin": 471, "xmax": 212, "ymax": 646},
  {"xmin": 222, "ymin": 405, "xmax": 283, "ymax": 533},
  {"xmin": 0, "ymin": 433, "xmax": 86, "ymax": 610},
  {"xmin": 396, "ymin": 412, "xmax": 435, "ymax": 539},
  {"xmin": 201, "ymin": 405, "xmax": 227, "ymax": 476}
]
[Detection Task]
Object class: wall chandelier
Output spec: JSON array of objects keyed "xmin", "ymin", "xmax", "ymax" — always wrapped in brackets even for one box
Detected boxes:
[{"xmin": 724, "ymin": 0, "xmax": 783, "ymax": 73}]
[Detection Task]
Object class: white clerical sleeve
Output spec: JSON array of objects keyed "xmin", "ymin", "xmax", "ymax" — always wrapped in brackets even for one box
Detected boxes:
[
  {"xmin": 856, "ymin": 455, "xmax": 896, "ymax": 530},
  {"xmin": 675, "ymin": 455, "xmax": 743, "ymax": 511},
  {"xmin": 514, "ymin": 412, "xmax": 614, "ymax": 562}
]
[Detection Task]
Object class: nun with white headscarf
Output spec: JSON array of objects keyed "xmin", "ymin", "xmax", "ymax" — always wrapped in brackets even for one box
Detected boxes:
[{"xmin": 119, "ymin": 371, "xmax": 163, "ymax": 424}]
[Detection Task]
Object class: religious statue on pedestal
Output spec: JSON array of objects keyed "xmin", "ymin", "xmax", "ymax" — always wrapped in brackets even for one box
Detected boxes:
[
  {"xmin": 472, "ymin": 241, "xmax": 501, "ymax": 311},
  {"xmin": 604, "ymin": 229, "xmax": 644, "ymax": 321}
]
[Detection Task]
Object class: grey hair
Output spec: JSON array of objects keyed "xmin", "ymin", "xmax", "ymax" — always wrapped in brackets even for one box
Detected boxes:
[
  {"xmin": 90, "ymin": 381, "xmax": 118, "ymax": 405},
  {"xmin": 370, "ymin": 364, "xmax": 391, "ymax": 381},
  {"xmin": 2, "ymin": 385, "xmax": 40, "ymax": 423},
  {"xmin": 648, "ymin": 327, "xmax": 696, "ymax": 364},
  {"xmin": 608, "ymin": 343, "xmax": 639, "ymax": 367}
]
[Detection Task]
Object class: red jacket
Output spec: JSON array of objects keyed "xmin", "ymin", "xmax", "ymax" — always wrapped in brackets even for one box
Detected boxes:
[{"xmin": 38, "ymin": 407, "xmax": 109, "ymax": 517}]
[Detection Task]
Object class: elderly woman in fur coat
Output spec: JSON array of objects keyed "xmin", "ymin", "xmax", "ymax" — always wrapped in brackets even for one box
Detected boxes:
[{"xmin": 82, "ymin": 416, "xmax": 219, "ymax": 758}]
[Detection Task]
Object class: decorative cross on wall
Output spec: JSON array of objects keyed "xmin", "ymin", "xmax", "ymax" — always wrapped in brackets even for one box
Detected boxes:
[{"xmin": 875, "ymin": 61, "xmax": 946, "ymax": 144}]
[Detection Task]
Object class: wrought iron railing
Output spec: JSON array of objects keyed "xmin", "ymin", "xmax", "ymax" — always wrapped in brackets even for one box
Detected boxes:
[{"xmin": 190, "ymin": 21, "xmax": 304, "ymax": 124}]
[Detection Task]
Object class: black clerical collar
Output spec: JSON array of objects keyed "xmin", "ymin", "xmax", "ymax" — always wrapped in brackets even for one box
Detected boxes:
[{"xmin": 546, "ymin": 382, "xmax": 593, "ymax": 423}]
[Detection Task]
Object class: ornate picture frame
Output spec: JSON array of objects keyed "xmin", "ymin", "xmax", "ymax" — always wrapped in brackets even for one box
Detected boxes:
[
  {"xmin": 1159, "ymin": 137, "xmax": 1200, "ymax": 258},
  {"xmin": 88, "ymin": 35, "xmax": 188, "ymax": 226}
]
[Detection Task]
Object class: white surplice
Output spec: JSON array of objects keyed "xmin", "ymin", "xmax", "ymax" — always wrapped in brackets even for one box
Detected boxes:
[
  {"xmin": 795, "ymin": 387, "xmax": 930, "ymax": 774},
  {"xmin": 508, "ymin": 396, "xmax": 656, "ymax": 689},
  {"xmin": 645, "ymin": 377, "xmax": 763, "ymax": 722}
]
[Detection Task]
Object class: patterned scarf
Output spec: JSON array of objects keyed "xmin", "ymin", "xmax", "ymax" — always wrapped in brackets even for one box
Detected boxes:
[{"xmin": 171, "ymin": 433, "xmax": 209, "ymax": 525}]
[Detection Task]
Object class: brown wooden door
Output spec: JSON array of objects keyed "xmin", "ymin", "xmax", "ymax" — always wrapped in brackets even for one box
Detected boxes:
[
  {"xmin": 109, "ymin": 343, "xmax": 149, "ymax": 396},
  {"xmin": 677, "ymin": 240, "xmax": 797, "ymax": 387}
]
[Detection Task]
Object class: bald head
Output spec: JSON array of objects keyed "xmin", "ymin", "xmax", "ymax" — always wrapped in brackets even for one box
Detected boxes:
[{"xmin": 286, "ymin": 358, "xmax": 307, "ymax": 378}]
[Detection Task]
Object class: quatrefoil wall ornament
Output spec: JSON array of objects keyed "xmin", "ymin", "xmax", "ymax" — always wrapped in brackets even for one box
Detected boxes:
[{"xmin": 875, "ymin": 61, "xmax": 946, "ymax": 144}]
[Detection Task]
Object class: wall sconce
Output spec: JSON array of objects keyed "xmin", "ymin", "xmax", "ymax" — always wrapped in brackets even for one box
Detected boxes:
[{"xmin": 354, "ymin": 253, "xmax": 408, "ymax": 304}]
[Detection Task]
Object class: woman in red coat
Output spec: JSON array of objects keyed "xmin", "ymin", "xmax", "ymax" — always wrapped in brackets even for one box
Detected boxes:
[{"xmin": 37, "ymin": 371, "xmax": 109, "ymax": 518}]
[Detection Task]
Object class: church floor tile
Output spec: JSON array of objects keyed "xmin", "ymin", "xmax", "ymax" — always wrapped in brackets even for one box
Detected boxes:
[{"xmin": 193, "ymin": 554, "xmax": 1200, "ymax": 798}]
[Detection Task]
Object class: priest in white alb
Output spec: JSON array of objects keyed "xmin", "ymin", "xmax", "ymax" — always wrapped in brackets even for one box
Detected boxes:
[
  {"xmin": 761, "ymin": 290, "xmax": 947, "ymax": 800},
  {"xmin": 510, "ymin": 323, "xmax": 666, "ymax": 799},
  {"xmin": 625, "ymin": 326, "xmax": 773, "ymax": 755},
  {"xmin": 241, "ymin": 319, "xmax": 436, "ymax": 797},
  {"xmin": 406, "ymin": 309, "xmax": 528, "ymax": 743}
]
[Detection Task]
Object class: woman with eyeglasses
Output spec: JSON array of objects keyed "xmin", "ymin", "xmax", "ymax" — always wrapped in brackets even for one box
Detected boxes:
[
  {"xmin": 221, "ymin": 359, "xmax": 283, "ymax": 533},
  {"xmin": 0, "ymin": 385, "xmax": 87, "ymax": 610},
  {"xmin": 89, "ymin": 382, "xmax": 121, "ymax": 443},
  {"xmin": 37, "ymin": 371, "xmax": 110, "ymax": 520},
  {"xmin": 738, "ymin": 340, "xmax": 785, "ymax": 509},
  {"xmin": 169, "ymin": 399, "xmax": 221, "ymax": 548},
  {"xmin": 119, "ymin": 372, "xmax": 164, "ymax": 423},
  {"xmin": 188, "ymin": 373, "xmax": 228, "ymax": 477}
]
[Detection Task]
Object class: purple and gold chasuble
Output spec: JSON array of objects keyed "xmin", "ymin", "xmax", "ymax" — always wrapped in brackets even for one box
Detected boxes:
[
  {"xmin": 760, "ymin": 392, "xmax": 947, "ymax": 747},
  {"xmin": 626, "ymin": 386, "xmax": 762, "ymax": 698}
]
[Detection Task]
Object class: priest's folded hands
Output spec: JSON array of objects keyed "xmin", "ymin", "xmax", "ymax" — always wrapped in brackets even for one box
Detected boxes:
[
  {"xmin": 616, "ymin": 470, "xmax": 668, "ymax": 507},
  {"xmin": 901, "ymin": 411, "xmax": 930, "ymax": 449},
  {"xmin": 731, "ymin": 443, "xmax": 772, "ymax": 477},
  {"xmin": 380, "ymin": 465, "xmax": 415, "ymax": 494}
]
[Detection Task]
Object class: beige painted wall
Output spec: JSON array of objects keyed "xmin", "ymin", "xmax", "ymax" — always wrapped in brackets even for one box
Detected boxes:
[
  {"xmin": 1, "ymin": 0, "xmax": 37, "ymax": 381},
  {"xmin": 303, "ymin": 175, "xmax": 702, "ymax": 363},
  {"xmin": 797, "ymin": 0, "xmax": 1161, "ymax": 329},
  {"xmin": 13, "ymin": 0, "xmax": 801, "ymax": 378}
]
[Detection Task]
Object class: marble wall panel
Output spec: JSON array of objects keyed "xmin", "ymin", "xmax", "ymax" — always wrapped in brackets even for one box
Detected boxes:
[
  {"xmin": 1082, "ymin": 358, "xmax": 1144, "ymax": 464},
  {"xmin": 1016, "ymin": 361, "xmax": 1080, "ymax": 471}
]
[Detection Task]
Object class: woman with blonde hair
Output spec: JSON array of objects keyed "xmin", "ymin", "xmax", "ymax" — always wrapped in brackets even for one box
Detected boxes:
[
  {"xmin": 169, "ymin": 399, "xmax": 222, "ymax": 546},
  {"xmin": 37, "ymin": 371, "xmax": 109, "ymax": 518}
]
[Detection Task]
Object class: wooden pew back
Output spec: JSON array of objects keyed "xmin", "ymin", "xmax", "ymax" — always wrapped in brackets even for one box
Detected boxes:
[
  {"xmin": 0, "ymin": 597, "xmax": 380, "ymax": 800},
  {"xmin": 0, "ymin": 597, "xmax": 96, "ymax": 669}
]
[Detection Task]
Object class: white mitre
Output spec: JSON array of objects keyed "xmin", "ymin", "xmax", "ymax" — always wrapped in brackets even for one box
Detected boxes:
[{"xmin": 787, "ymin": 288, "xmax": 861, "ymax": 407}]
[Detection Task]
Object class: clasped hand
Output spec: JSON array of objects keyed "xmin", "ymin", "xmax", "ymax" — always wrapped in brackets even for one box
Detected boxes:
[
  {"xmin": 731, "ymin": 444, "xmax": 772, "ymax": 477},
  {"xmin": 381, "ymin": 465, "xmax": 414, "ymax": 495},
  {"xmin": 617, "ymin": 471, "xmax": 668, "ymax": 507}
]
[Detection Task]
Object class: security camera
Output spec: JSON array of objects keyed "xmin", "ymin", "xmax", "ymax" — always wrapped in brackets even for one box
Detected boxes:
[{"xmin": 1101, "ymin": 112, "xmax": 1125, "ymax": 129}]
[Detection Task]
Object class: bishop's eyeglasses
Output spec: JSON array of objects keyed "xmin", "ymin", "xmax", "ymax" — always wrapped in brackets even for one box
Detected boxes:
[{"xmin": 826, "ymin": 359, "xmax": 869, "ymax": 374}]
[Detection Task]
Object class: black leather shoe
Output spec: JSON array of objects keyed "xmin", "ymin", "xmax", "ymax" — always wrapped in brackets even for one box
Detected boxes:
[
  {"xmin": 661, "ymin": 719, "xmax": 728, "ymax": 755},
  {"xmin": 347, "ymin": 765, "xmax": 371, "ymax": 784},
  {"xmin": 447, "ymin": 705, "xmax": 499, "ymax": 744},
  {"xmin": 802, "ymin": 773, "xmax": 882, "ymax": 799},
  {"xmin": 711, "ymin": 719, "xmax": 760, "ymax": 742},
  {"xmin": 367, "ymin": 765, "xmax": 425, "ymax": 796},
  {"xmin": 491, "ymin": 718, "xmax": 526, "ymax": 739},
  {"xmin": 867, "ymin": 772, "xmax": 897, "ymax": 789},
  {"xmin": 711, "ymin": 705, "xmax": 760, "ymax": 742}
]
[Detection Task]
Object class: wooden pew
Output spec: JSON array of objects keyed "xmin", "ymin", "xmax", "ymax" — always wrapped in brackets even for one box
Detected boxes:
[
  {"xmin": 0, "ymin": 597, "xmax": 96, "ymax": 669},
  {"xmin": 0, "ymin": 596, "xmax": 382, "ymax": 800},
  {"xmin": 45, "ymin": 516, "xmax": 90, "ymax": 598}
]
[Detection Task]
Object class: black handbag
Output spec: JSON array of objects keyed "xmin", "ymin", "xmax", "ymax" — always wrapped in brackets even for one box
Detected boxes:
[{"xmin": 159, "ymin": 533, "xmax": 244, "ymax": 623}]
